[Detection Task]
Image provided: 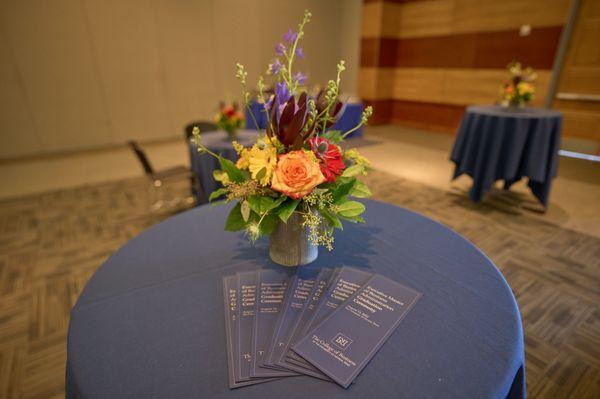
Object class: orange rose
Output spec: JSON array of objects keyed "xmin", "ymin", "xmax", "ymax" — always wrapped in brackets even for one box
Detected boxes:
[{"xmin": 271, "ymin": 151, "xmax": 326, "ymax": 199}]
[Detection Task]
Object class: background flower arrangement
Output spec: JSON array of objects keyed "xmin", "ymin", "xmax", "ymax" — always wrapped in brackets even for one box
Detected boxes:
[
  {"xmin": 215, "ymin": 102, "xmax": 245, "ymax": 140},
  {"xmin": 191, "ymin": 9, "xmax": 373, "ymax": 251},
  {"xmin": 500, "ymin": 61, "xmax": 537, "ymax": 108}
]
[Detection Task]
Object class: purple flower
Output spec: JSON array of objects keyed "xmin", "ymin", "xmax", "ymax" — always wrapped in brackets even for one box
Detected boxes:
[
  {"xmin": 283, "ymin": 29, "xmax": 297, "ymax": 43},
  {"xmin": 269, "ymin": 59, "xmax": 283, "ymax": 75},
  {"xmin": 275, "ymin": 43, "xmax": 286, "ymax": 56},
  {"xmin": 295, "ymin": 46, "xmax": 304, "ymax": 59},
  {"xmin": 294, "ymin": 72, "xmax": 307, "ymax": 85},
  {"xmin": 275, "ymin": 82, "xmax": 291, "ymax": 106}
]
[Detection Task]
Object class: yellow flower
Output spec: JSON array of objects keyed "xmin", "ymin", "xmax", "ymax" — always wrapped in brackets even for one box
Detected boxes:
[
  {"xmin": 248, "ymin": 145, "xmax": 277, "ymax": 186},
  {"xmin": 344, "ymin": 148, "xmax": 370, "ymax": 167},
  {"xmin": 236, "ymin": 148, "xmax": 250, "ymax": 170},
  {"xmin": 517, "ymin": 82, "xmax": 534, "ymax": 95}
]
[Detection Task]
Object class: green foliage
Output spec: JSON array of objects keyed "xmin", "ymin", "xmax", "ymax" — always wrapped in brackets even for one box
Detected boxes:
[
  {"xmin": 331, "ymin": 177, "xmax": 356, "ymax": 203},
  {"xmin": 218, "ymin": 157, "xmax": 246, "ymax": 183},
  {"xmin": 208, "ymin": 188, "xmax": 228, "ymax": 202},
  {"xmin": 319, "ymin": 207, "xmax": 343, "ymax": 230},
  {"xmin": 260, "ymin": 213, "xmax": 280, "ymax": 235},
  {"xmin": 350, "ymin": 180, "xmax": 372, "ymax": 198},
  {"xmin": 336, "ymin": 200, "xmax": 365, "ymax": 218},
  {"xmin": 277, "ymin": 199, "xmax": 300, "ymax": 223},
  {"xmin": 225, "ymin": 203, "xmax": 246, "ymax": 231},
  {"xmin": 322, "ymin": 130, "xmax": 343, "ymax": 144},
  {"xmin": 247, "ymin": 195, "xmax": 286, "ymax": 214},
  {"xmin": 341, "ymin": 164, "xmax": 364, "ymax": 178},
  {"xmin": 241, "ymin": 200, "xmax": 251, "ymax": 222}
]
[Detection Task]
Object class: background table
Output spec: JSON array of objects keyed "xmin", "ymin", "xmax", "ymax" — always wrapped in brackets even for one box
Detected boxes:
[
  {"xmin": 67, "ymin": 200, "xmax": 525, "ymax": 399},
  {"xmin": 451, "ymin": 105, "xmax": 562, "ymax": 207},
  {"xmin": 246, "ymin": 101, "xmax": 364, "ymax": 138},
  {"xmin": 189, "ymin": 130, "xmax": 258, "ymax": 203}
]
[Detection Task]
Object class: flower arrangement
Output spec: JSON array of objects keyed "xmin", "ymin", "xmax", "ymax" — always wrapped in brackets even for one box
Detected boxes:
[
  {"xmin": 500, "ymin": 61, "xmax": 537, "ymax": 108},
  {"xmin": 191, "ymin": 10, "xmax": 373, "ymax": 255},
  {"xmin": 215, "ymin": 102, "xmax": 245, "ymax": 140}
]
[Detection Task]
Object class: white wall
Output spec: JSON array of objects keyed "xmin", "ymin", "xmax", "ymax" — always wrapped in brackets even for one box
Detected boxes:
[{"xmin": 0, "ymin": 0, "xmax": 361, "ymax": 159}]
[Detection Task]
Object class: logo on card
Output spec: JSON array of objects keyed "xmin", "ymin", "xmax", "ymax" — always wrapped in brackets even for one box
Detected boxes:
[{"xmin": 331, "ymin": 333, "xmax": 353, "ymax": 351}]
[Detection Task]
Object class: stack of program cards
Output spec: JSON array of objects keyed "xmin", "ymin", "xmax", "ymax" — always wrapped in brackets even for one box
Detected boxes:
[{"xmin": 222, "ymin": 266, "xmax": 422, "ymax": 389}]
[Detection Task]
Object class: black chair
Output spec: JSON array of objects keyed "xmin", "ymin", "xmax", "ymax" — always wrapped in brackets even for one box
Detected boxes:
[
  {"xmin": 128, "ymin": 141, "xmax": 200, "ymax": 211},
  {"xmin": 184, "ymin": 121, "xmax": 218, "ymax": 141}
]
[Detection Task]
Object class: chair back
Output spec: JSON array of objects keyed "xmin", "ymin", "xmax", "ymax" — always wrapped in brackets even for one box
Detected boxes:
[{"xmin": 128, "ymin": 141, "xmax": 155, "ymax": 175}]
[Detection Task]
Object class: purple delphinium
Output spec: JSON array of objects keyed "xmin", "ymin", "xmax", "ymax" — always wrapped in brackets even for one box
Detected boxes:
[
  {"xmin": 283, "ymin": 29, "xmax": 297, "ymax": 43},
  {"xmin": 295, "ymin": 46, "xmax": 304, "ymax": 59},
  {"xmin": 275, "ymin": 82, "xmax": 291, "ymax": 105},
  {"xmin": 294, "ymin": 72, "xmax": 307, "ymax": 85},
  {"xmin": 275, "ymin": 43, "xmax": 286, "ymax": 56},
  {"xmin": 269, "ymin": 59, "xmax": 283, "ymax": 75}
]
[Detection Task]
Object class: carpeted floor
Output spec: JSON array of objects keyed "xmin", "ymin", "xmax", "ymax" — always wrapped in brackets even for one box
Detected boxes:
[{"xmin": 0, "ymin": 170, "xmax": 598, "ymax": 398}]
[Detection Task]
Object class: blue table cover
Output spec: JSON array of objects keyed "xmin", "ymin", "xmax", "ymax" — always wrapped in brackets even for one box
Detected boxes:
[
  {"xmin": 189, "ymin": 130, "xmax": 258, "ymax": 203},
  {"xmin": 246, "ymin": 101, "xmax": 364, "ymax": 138},
  {"xmin": 66, "ymin": 200, "xmax": 525, "ymax": 399},
  {"xmin": 451, "ymin": 105, "xmax": 562, "ymax": 206}
]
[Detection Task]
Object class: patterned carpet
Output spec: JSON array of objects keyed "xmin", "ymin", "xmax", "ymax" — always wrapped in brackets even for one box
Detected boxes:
[{"xmin": 0, "ymin": 170, "xmax": 598, "ymax": 398}]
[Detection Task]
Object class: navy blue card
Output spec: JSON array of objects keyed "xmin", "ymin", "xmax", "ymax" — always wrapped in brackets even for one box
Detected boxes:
[
  {"xmin": 278, "ymin": 268, "xmax": 335, "ymax": 379},
  {"xmin": 237, "ymin": 270, "xmax": 259, "ymax": 381},
  {"xmin": 286, "ymin": 266, "xmax": 372, "ymax": 372},
  {"xmin": 292, "ymin": 274, "xmax": 422, "ymax": 388},
  {"xmin": 222, "ymin": 275, "xmax": 277, "ymax": 388},
  {"xmin": 266, "ymin": 267, "xmax": 320, "ymax": 369},
  {"xmin": 251, "ymin": 268, "xmax": 298, "ymax": 378}
]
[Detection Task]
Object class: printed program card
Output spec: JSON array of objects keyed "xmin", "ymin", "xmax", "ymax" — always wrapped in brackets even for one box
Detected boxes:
[
  {"xmin": 292, "ymin": 274, "xmax": 422, "ymax": 388},
  {"xmin": 237, "ymin": 270, "xmax": 259, "ymax": 381},
  {"xmin": 222, "ymin": 275, "xmax": 277, "ymax": 388},
  {"xmin": 251, "ymin": 269, "xmax": 298, "ymax": 378},
  {"xmin": 286, "ymin": 267, "xmax": 372, "ymax": 369},
  {"xmin": 265, "ymin": 267, "xmax": 320, "ymax": 369}
]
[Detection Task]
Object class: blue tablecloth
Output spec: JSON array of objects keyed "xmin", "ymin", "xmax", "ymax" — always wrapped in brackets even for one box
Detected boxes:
[
  {"xmin": 246, "ymin": 101, "xmax": 364, "ymax": 138},
  {"xmin": 189, "ymin": 130, "xmax": 258, "ymax": 203},
  {"xmin": 66, "ymin": 200, "xmax": 525, "ymax": 399},
  {"xmin": 451, "ymin": 105, "xmax": 562, "ymax": 206}
]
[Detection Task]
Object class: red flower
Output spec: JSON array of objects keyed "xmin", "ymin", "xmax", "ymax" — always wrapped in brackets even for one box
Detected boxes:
[{"xmin": 309, "ymin": 137, "xmax": 345, "ymax": 182}]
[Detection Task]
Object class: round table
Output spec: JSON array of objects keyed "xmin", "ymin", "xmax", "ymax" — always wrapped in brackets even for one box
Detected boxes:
[
  {"xmin": 66, "ymin": 200, "xmax": 525, "ymax": 399},
  {"xmin": 189, "ymin": 130, "xmax": 258, "ymax": 203},
  {"xmin": 451, "ymin": 105, "xmax": 562, "ymax": 207}
]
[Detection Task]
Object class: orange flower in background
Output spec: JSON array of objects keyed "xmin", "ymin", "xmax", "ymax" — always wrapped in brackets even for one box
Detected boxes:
[{"xmin": 271, "ymin": 151, "xmax": 325, "ymax": 199}]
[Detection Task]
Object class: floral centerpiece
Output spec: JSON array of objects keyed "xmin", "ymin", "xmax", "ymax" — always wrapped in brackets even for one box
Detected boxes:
[
  {"xmin": 215, "ymin": 102, "xmax": 245, "ymax": 140},
  {"xmin": 500, "ymin": 61, "xmax": 537, "ymax": 108},
  {"xmin": 191, "ymin": 10, "xmax": 373, "ymax": 266}
]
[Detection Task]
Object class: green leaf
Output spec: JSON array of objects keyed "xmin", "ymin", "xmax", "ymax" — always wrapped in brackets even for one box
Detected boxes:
[
  {"xmin": 241, "ymin": 200, "xmax": 251, "ymax": 222},
  {"xmin": 248, "ymin": 195, "xmax": 286, "ymax": 215},
  {"xmin": 213, "ymin": 169, "xmax": 228, "ymax": 182},
  {"xmin": 208, "ymin": 188, "xmax": 228, "ymax": 202},
  {"xmin": 350, "ymin": 180, "xmax": 372, "ymax": 198},
  {"xmin": 337, "ymin": 200, "xmax": 366, "ymax": 218},
  {"xmin": 332, "ymin": 177, "xmax": 356, "ymax": 203},
  {"xmin": 219, "ymin": 157, "xmax": 245, "ymax": 183},
  {"xmin": 260, "ymin": 213, "xmax": 280, "ymax": 235},
  {"xmin": 224, "ymin": 203, "xmax": 246, "ymax": 231},
  {"xmin": 277, "ymin": 199, "xmax": 300, "ymax": 223},
  {"xmin": 341, "ymin": 164, "xmax": 364, "ymax": 177},
  {"xmin": 320, "ymin": 208, "xmax": 343, "ymax": 230},
  {"xmin": 339, "ymin": 214, "xmax": 365, "ymax": 223},
  {"xmin": 255, "ymin": 167, "xmax": 267, "ymax": 182},
  {"xmin": 323, "ymin": 130, "xmax": 343, "ymax": 143}
]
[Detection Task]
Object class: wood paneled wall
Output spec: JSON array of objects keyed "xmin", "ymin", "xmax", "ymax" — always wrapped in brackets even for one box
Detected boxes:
[
  {"xmin": 0, "ymin": 0, "xmax": 362, "ymax": 160},
  {"xmin": 552, "ymin": 0, "xmax": 600, "ymax": 149},
  {"xmin": 360, "ymin": 0, "xmax": 570, "ymax": 132}
]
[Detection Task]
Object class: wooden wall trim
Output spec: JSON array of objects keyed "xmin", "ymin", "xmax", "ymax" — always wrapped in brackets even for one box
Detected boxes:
[{"xmin": 361, "ymin": 26, "xmax": 562, "ymax": 69}]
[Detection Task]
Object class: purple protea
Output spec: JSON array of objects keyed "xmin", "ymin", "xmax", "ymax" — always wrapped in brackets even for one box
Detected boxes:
[{"xmin": 267, "ymin": 92, "xmax": 309, "ymax": 148}]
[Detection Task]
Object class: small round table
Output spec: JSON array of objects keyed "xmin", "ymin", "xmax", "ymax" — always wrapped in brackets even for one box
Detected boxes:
[
  {"xmin": 189, "ymin": 130, "xmax": 258, "ymax": 203},
  {"xmin": 66, "ymin": 200, "xmax": 525, "ymax": 398},
  {"xmin": 451, "ymin": 105, "xmax": 562, "ymax": 207}
]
